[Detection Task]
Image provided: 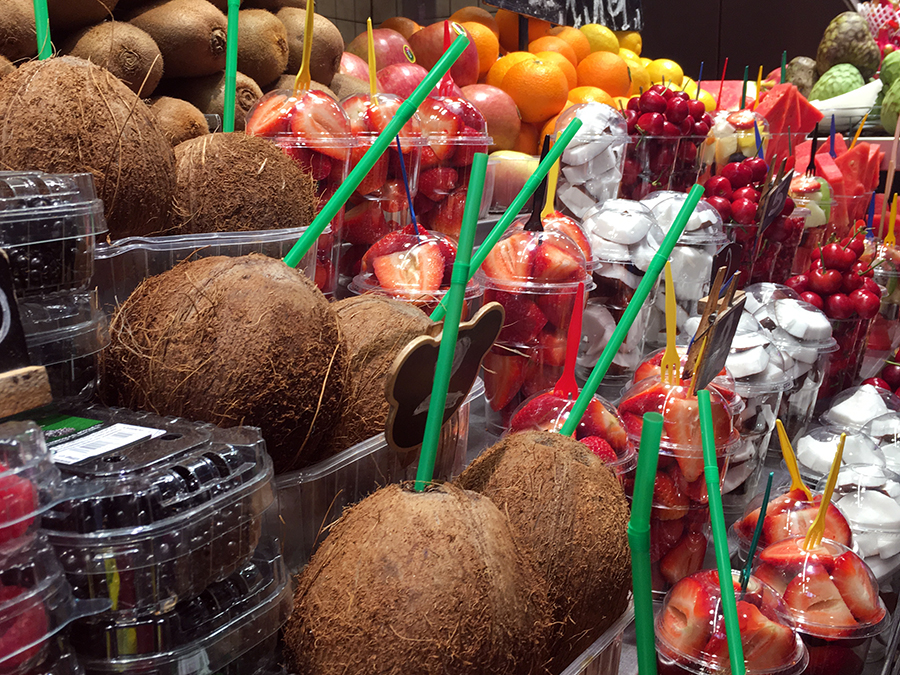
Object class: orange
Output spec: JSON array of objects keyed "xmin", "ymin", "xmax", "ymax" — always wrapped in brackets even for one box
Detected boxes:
[
  {"xmin": 495, "ymin": 9, "xmax": 550, "ymax": 53},
  {"xmin": 501, "ymin": 58, "xmax": 569, "ymax": 124},
  {"xmin": 535, "ymin": 51, "xmax": 577, "ymax": 89},
  {"xmin": 540, "ymin": 103, "xmax": 573, "ymax": 141},
  {"xmin": 449, "ymin": 6, "xmax": 499, "ymax": 37},
  {"xmin": 567, "ymin": 85, "xmax": 616, "ymax": 107},
  {"xmin": 379, "ymin": 17, "xmax": 421, "ymax": 40},
  {"xmin": 462, "ymin": 22, "xmax": 500, "ymax": 77},
  {"xmin": 575, "ymin": 51, "xmax": 631, "ymax": 97},
  {"xmin": 513, "ymin": 122, "xmax": 540, "ymax": 155},
  {"xmin": 547, "ymin": 26, "xmax": 591, "ymax": 63},
  {"xmin": 528, "ymin": 36, "xmax": 577, "ymax": 67},
  {"xmin": 486, "ymin": 51, "xmax": 535, "ymax": 88}
]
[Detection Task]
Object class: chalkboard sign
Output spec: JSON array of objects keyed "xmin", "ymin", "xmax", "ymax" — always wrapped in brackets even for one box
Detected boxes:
[
  {"xmin": 486, "ymin": 0, "xmax": 642, "ymax": 31},
  {"xmin": 693, "ymin": 294, "xmax": 746, "ymax": 392}
]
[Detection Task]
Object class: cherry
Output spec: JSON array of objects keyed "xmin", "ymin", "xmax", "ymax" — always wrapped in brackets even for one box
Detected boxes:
[
  {"xmin": 679, "ymin": 116, "xmax": 694, "ymax": 135},
  {"xmin": 637, "ymin": 112, "xmax": 664, "ymax": 136},
  {"xmin": 661, "ymin": 87, "xmax": 675, "ymax": 100},
  {"xmin": 731, "ymin": 197, "xmax": 758, "ymax": 225},
  {"xmin": 850, "ymin": 288, "xmax": 880, "ymax": 319},
  {"xmin": 665, "ymin": 98, "xmax": 689, "ymax": 124},
  {"xmin": 780, "ymin": 196, "xmax": 795, "ymax": 217},
  {"xmin": 671, "ymin": 90, "xmax": 690, "ymax": 101},
  {"xmin": 881, "ymin": 364, "xmax": 900, "ymax": 390},
  {"xmin": 785, "ymin": 274, "xmax": 809, "ymax": 293},
  {"xmin": 701, "ymin": 112, "xmax": 713, "ymax": 127},
  {"xmin": 704, "ymin": 175, "xmax": 733, "ymax": 200},
  {"xmin": 639, "ymin": 90, "xmax": 667, "ymax": 114},
  {"xmin": 704, "ymin": 196, "xmax": 732, "ymax": 222},
  {"xmin": 863, "ymin": 277, "xmax": 882, "ymax": 297},
  {"xmin": 623, "ymin": 108, "xmax": 638, "ymax": 134},
  {"xmin": 808, "ymin": 268, "xmax": 842, "ymax": 295},
  {"xmin": 732, "ymin": 186, "xmax": 760, "ymax": 202},
  {"xmin": 662, "ymin": 120, "xmax": 681, "ymax": 137},
  {"xmin": 842, "ymin": 271, "xmax": 864, "ymax": 294},
  {"xmin": 825, "ymin": 292, "xmax": 856, "ymax": 319},
  {"xmin": 851, "ymin": 260, "xmax": 874, "ymax": 278},
  {"xmin": 687, "ymin": 99, "xmax": 706, "ymax": 121},
  {"xmin": 800, "ymin": 291, "xmax": 824, "ymax": 310},
  {"xmin": 627, "ymin": 96, "xmax": 641, "ymax": 111},
  {"xmin": 721, "ymin": 163, "xmax": 752, "ymax": 190},
  {"xmin": 811, "ymin": 247, "xmax": 821, "ymax": 260},
  {"xmin": 648, "ymin": 84, "xmax": 668, "ymax": 96},
  {"xmin": 742, "ymin": 157, "xmax": 768, "ymax": 184},
  {"xmin": 842, "ymin": 236, "xmax": 866, "ymax": 258},
  {"xmin": 821, "ymin": 243, "xmax": 856, "ymax": 271},
  {"xmin": 692, "ymin": 121, "xmax": 710, "ymax": 136},
  {"xmin": 863, "ymin": 377, "xmax": 891, "ymax": 391},
  {"xmin": 809, "ymin": 258, "xmax": 823, "ymax": 270}
]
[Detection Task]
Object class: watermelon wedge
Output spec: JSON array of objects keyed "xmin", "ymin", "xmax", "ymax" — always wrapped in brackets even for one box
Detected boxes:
[
  {"xmin": 794, "ymin": 140, "xmax": 813, "ymax": 175},
  {"xmin": 701, "ymin": 80, "xmax": 758, "ymax": 111},
  {"xmin": 816, "ymin": 133, "xmax": 847, "ymax": 157},
  {"xmin": 796, "ymin": 94, "xmax": 824, "ymax": 134},
  {"xmin": 835, "ymin": 144, "xmax": 869, "ymax": 197},
  {"xmin": 756, "ymin": 83, "xmax": 793, "ymax": 120}
]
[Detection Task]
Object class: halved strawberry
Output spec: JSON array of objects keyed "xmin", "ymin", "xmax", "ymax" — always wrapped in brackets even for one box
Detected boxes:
[
  {"xmin": 0, "ymin": 468, "xmax": 36, "ymax": 544},
  {"xmin": 663, "ymin": 390, "xmax": 731, "ymax": 453},
  {"xmin": 734, "ymin": 489, "xmax": 812, "ymax": 541},
  {"xmin": 535, "ymin": 327, "xmax": 566, "ymax": 367},
  {"xmin": 761, "ymin": 509, "xmax": 815, "ymax": 549},
  {"xmin": 659, "ymin": 533, "xmax": 707, "ymax": 585},
  {"xmin": 531, "ymin": 241, "xmax": 585, "ymax": 283},
  {"xmin": 372, "ymin": 241, "xmax": 444, "ymax": 292},
  {"xmin": 620, "ymin": 411, "xmax": 643, "ymax": 438},
  {"xmin": 580, "ymin": 400, "xmax": 629, "ymax": 451},
  {"xmin": 703, "ymin": 601, "xmax": 797, "ymax": 672},
  {"xmin": 340, "ymin": 201, "xmax": 390, "ymax": 246},
  {"xmin": 289, "ymin": 91, "xmax": 352, "ymax": 159},
  {"xmin": 654, "ymin": 473, "xmax": 690, "ymax": 519},
  {"xmin": 420, "ymin": 146, "xmax": 444, "ymax": 170},
  {"xmin": 361, "ymin": 231, "xmax": 419, "ymax": 273},
  {"xmin": 822, "ymin": 504, "xmax": 853, "ymax": 546},
  {"xmin": 423, "ymin": 187, "xmax": 466, "ymax": 239},
  {"xmin": 617, "ymin": 385, "xmax": 667, "ymax": 418},
  {"xmin": 581, "ymin": 436, "xmax": 618, "ymax": 463},
  {"xmin": 650, "ymin": 518, "xmax": 684, "ymax": 563},
  {"xmin": 340, "ymin": 93, "xmax": 376, "ymax": 134},
  {"xmin": 366, "ymin": 96, "xmax": 421, "ymax": 142},
  {"xmin": 783, "ymin": 563, "xmax": 857, "ymax": 633},
  {"xmin": 483, "ymin": 347, "xmax": 526, "ymax": 412},
  {"xmin": 453, "ymin": 125, "xmax": 489, "ymax": 167},
  {"xmin": 759, "ymin": 538, "xmax": 837, "ymax": 575},
  {"xmin": 419, "ymin": 167, "xmax": 459, "ymax": 202},
  {"xmin": 509, "ymin": 391, "xmax": 566, "ymax": 432},
  {"xmin": 658, "ymin": 575, "xmax": 715, "ymax": 655},
  {"xmin": 541, "ymin": 212, "xmax": 593, "ymax": 262},
  {"xmin": 418, "ymin": 97, "xmax": 462, "ymax": 161},
  {"xmin": 379, "ymin": 179, "xmax": 408, "ymax": 213},
  {"xmin": 753, "ymin": 562, "xmax": 790, "ymax": 596},
  {"xmin": 831, "ymin": 552, "xmax": 885, "ymax": 624},
  {"xmin": 314, "ymin": 253, "xmax": 334, "ymax": 292},
  {"xmin": 535, "ymin": 290, "xmax": 576, "ymax": 329},
  {"xmin": 414, "ymin": 192, "xmax": 438, "ymax": 216},
  {"xmin": 245, "ymin": 91, "xmax": 293, "ymax": 136},
  {"xmin": 684, "ymin": 472, "xmax": 709, "ymax": 504},
  {"xmin": 493, "ymin": 294, "xmax": 547, "ymax": 344},
  {"xmin": 441, "ymin": 96, "xmax": 485, "ymax": 130},
  {"xmin": 354, "ymin": 153, "xmax": 389, "ymax": 196},
  {"xmin": 482, "ymin": 232, "xmax": 537, "ymax": 283}
]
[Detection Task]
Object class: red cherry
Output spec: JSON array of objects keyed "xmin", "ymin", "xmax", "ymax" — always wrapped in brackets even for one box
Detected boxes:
[
  {"xmin": 882, "ymin": 364, "xmax": 900, "ymax": 390},
  {"xmin": 648, "ymin": 84, "xmax": 668, "ymax": 96},
  {"xmin": 721, "ymin": 162, "xmax": 752, "ymax": 189},
  {"xmin": 623, "ymin": 108, "xmax": 638, "ymax": 134},
  {"xmin": 851, "ymin": 260, "xmax": 874, "ymax": 278},
  {"xmin": 704, "ymin": 175, "xmax": 733, "ymax": 200},
  {"xmin": 701, "ymin": 113, "xmax": 713, "ymax": 127},
  {"xmin": 665, "ymin": 98, "xmax": 689, "ymax": 124},
  {"xmin": 671, "ymin": 90, "xmax": 690, "ymax": 101},
  {"xmin": 687, "ymin": 99, "xmax": 706, "ymax": 120},
  {"xmin": 863, "ymin": 377, "xmax": 891, "ymax": 391},
  {"xmin": 639, "ymin": 90, "xmax": 667, "ymax": 114},
  {"xmin": 741, "ymin": 157, "xmax": 768, "ymax": 184},
  {"xmin": 692, "ymin": 121, "xmax": 710, "ymax": 136},
  {"xmin": 821, "ymin": 243, "xmax": 856, "ymax": 271},
  {"xmin": 661, "ymin": 87, "xmax": 675, "ymax": 100},
  {"xmin": 863, "ymin": 277, "xmax": 882, "ymax": 297},
  {"xmin": 732, "ymin": 186, "xmax": 760, "ymax": 202},
  {"xmin": 800, "ymin": 291, "xmax": 824, "ymax": 310},
  {"xmin": 825, "ymin": 292, "xmax": 856, "ymax": 319},
  {"xmin": 679, "ymin": 116, "xmax": 694, "ymax": 135},
  {"xmin": 637, "ymin": 112, "xmax": 664, "ymax": 136},
  {"xmin": 808, "ymin": 268, "xmax": 843, "ymax": 295},
  {"xmin": 662, "ymin": 120, "xmax": 681, "ymax": 137},
  {"xmin": 842, "ymin": 271, "xmax": 864, "ymax": 294},
  {"xmin": 847, "ymin": 236, "xmax": 866, "ymax": 258},
  {"xmin": 704, "ymin": 195, "xmax": 732, "ymax": 222},
  {"xmin": 627, "ymin": 96, "xmax": 641, "ymax": 111},
  {"xmin": 785, "ymin": 274, "xmax": 809, "ymax": 293},
  {"xmin": 850, "ymin": 288, "xmax": 880, "ymax": 319},
  {"xmin": 780, "ymin": 196, "xmax": 795, "ymax": 217},
  {"xmin": 809, "ymin": 258, "xmax": 823, "ymax": 270},
  {"xmin": 811, "ymin": 247, "xmax": 821, "ymax": 260},
  {"xmin": 731, "ymin": 197, "xmax": 758, "ymax": 225}
]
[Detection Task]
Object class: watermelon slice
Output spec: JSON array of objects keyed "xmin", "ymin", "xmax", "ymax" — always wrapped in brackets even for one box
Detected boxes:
[
  {"xmin": 816, "ymin": 133, "xmax": 847, "ymax": 157},
  {"xmin": 756, "ymin": 83, "xmax": 794, "ymax": 121},
  {"xmin": 796, "ymin": 93, "xmax": 824, "ymax": 134},
  {"xmin": 701, "ymin": 80, "xmax": 758, "ymax": 111},
  {"xmin": 835, "ymin": 144, "xmax": 869, "ymax": 197},
  {"xmin": 864, "ymin": 144, "xmax": 882, "ymax": 192},
  {"xmin": 794, "ymin": 140, "xmax": 813, "ymax": 174}
]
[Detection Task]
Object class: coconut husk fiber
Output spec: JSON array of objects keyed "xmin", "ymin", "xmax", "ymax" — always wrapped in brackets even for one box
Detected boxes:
[
  {"xmin": 99, "ymin": 254, "xmax": 347, "ymax": 473},
  {"xmin": 173, "ymin": 132, "xmax": 315, "ymax": 234},
  {"xmin": 0, "ymin": 56, "xmax": 175, "ymax": 237},
  {"xmin": 456, "ymin": 430, "xmax": 632, "ymax": 669},
  {"xmin": 284, "ymin": 482, "xmax": 553, "ymax": 675}
]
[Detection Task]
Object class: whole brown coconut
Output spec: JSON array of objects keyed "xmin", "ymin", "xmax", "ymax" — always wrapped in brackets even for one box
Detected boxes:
[
  {"xmin": 99, "ymin": 254, "xmax": 347, "ymax": 473},
  {"xmin": 0, "ymin": 0, "xmax": 37, "ymax": 62},
  {"xmin": 159, "ymin": 70, "xmax": 262, "ymax": 130},
  {"xmin": 0, "ymin": 56, "xmax": 175, "ymax": 238},
  {"xmin": 0, "ymin": 56, "xmax": 15, "ymax": 78},
  {"xmin": 456, "ymin": 430, "xmax": 632, "ymax": 668},
  {"xmin": 173, "ymin": 133, "xmax": 315, "ymax": 233},
  {"xmin": 322, "ymin": 296, "xmax": 436, "ymax": 455},
  {"xmin": 284, "ymin": 482, "xmax": 552, "ymax": 675},
  {"xmin": 47, "ymin": 0, "xmax": 119, "ymax": 34},
  {"xmin": 149, "ymin": 96, "xmax": 209, "ymax": 145}
]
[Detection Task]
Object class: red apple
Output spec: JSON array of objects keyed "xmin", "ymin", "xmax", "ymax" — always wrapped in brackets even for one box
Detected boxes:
[
  {"xmin": 347, "ymin": 28, "xmax": 412, "ymax": 71},
  {"xmin": 461, "ymin": 84, "xmax": 521, "ymax": 151},
  {"xmin": 489, "ymin": 151, "xmax": 539, "ymax": 211},
  {"xmin": 409, "ymin": 22, "xmax": 480, "ymax": 87},
  {"xmin": 339, "ymin": 52, "xmax": 369, "ymax": 82},
  {"xmin": 376, "ymin": 62, "xmax": 429, "ymax": 98}
]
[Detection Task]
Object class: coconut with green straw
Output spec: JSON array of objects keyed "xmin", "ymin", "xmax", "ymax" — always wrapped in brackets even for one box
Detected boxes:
[
  {"xmin": 33, "ymin": 0, "xmax": 51, "ymax": 60},
  {"xmin": 282, "ymin": 32, "xmax": 470, "ymax": 269},
  {"xmin": 628, "ymin": 412, "xmax": 663, "ymax": 675},
  {"xmin": 699, "ymin": 388, "xmax": 746, "ymax": 675},
  {"xmin": 223, "ymin": 0, "xmax": 240, "ymax": 132}
]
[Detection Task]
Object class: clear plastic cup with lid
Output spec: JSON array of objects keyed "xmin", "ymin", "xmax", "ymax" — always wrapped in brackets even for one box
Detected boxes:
[
  {"xmin": 793, "ymin": 424, "xmax": 884, "ymax": 487},
  {"xmin": 819, "ymin": 383, "xmax": 900, "ymax": 433}
]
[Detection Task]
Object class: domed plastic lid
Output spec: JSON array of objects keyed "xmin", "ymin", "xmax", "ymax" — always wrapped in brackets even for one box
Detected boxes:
[
  {"xmin": 742, "ymin": 283, "xmax": 800, "ymax": 314},
  {"xmin": 724, "ymin": 316, "xmax": 795, "ymax": 393},
  {"xmin": 754, "ymin": 535, "xmax": 887, "ymax": 639},
  {"xmin": 510, "ymin": 211, "xmax": 593, "ymax": 265},
  {"xmin": 821, "ymin": 465, "xmax": 900, "ymax": 540},
  {"xmin": 581, "ymin": 199, "xmax": 663, "ymax": 265},
  {"xmin": 635, "ymin": 346, "xmax": 742, "ymax": 415},
  {"xmin": 733, "ymin": 487, "xmax": 852, "ymax": 553},
  {"xmin": 795, "ymin": 424, "xmax": 884, "ymax": 482},
  {"xmin": 245, "ymin": 89, "xmax": 355, "ymax": 144},
  {"xmin": 554, "ymin": 101, "xmax": 628, "ymax": 142},
  {"xmin": 339, "ymin": 92, "xmax": 424, "ymax": 144},
  {"xmin": 753, "ymin": 298, "xmax": 834, "ymax": 346},
  {"xmin": 476, "ymin": 227, "xmax": 590, "ymax": 290},
  {"xmin": 642, "ymin": 191, "xmax": 727, "ymax": 245},
  {"xmin": 714, "ymin": 108, "xmax": 771, "ymax": 134},
  {"xmin": 862, "ymin": 413, "xmax": 900, "ymax": 472},
  {"xmin": 820, "ymin": 384, "xmax": 900, "ymax": 433},
  {"xmin": 355, "ymin": 226, "xmax": 459, "ymax": 294},
  {"xmin": 507, "ymin": 389, "xmax": 635, "ymax": 475},
  {"xmin": 656, "ymin": 569, "xmax": 807, "ymax": 675}
]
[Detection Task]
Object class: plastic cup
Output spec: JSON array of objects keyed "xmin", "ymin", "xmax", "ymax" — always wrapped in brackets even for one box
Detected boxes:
[
  {"xmin": 791, "ymin": 196, "xmax": 836, "ymax": 275},
  {"xmin": 699, "ymin": 109, "xmax": 770, "ymax": 176},
  {"xmin": 553, "ymin": 102, "xmax": 629, "ymax": 218},
  {"xmin": 619, "ymin": 134, "xmax": 708, "ymax": 202},
  {"xmin": 862, "ymin": 413, "xmax": 900, "ymax": 475},
  {"xmin": 753, "ymin": 536, "xmax": 888, "ymax": 675},
  {"xmin": 819, "ymin": 383, "xmax": 900, "ymax": 433},
  {"xmin": 867, "ymin": 251, "xmax": 900, "ymax": 373},
  {"xmin": 793, "ymin": 424, "xmax": 884, "ymax": 487},
  {"xmin": 750, "ymin": 206, "xmax": 810, "ymax": 285},
  {"xmin": 656, "ymin": 569, "xmax": 808, "ymax": 675},
  {"xmin": 831, "ymin": 192, "xmax": 874, "ymax": 239}
]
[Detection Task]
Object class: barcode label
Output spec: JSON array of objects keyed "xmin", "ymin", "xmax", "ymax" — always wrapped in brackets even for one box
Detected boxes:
[{"xmin": 53, "ymin": 423, "xmax": 166, "ymax": 465}]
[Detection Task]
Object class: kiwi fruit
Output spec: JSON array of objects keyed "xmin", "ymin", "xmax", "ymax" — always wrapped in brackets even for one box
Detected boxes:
[
  {"xmin": 126, "ymin": 0, "xmax": 227, "ymax": 78},
  {"xmin": 237, "ymin": 9, "xmax": 289, "ymax": 87},
  {"xmin": 47, "ymin": 0, "xmax": 119, "ymax": 35},
  {"xmin": 0, "ymin": 55, "xmax": 15, "ymax": 78},
  {"xmin": 0, "ymin": 0, "xmax": 38, "ymax": 61},
  {"xmin": 149, "ymin": 96, "xmax": 209, "ymax": 145},
  {"xmin": 277, "ymin": 9, "xmax": 342, "ymax": 86},
  {"xmin": 329, "ymin": 72, "xmax": 368, "ymax": 100},
  {"xmin": 158, "ymin": 69, "xmax": 262, "ymax": 130},
  {"xmin": 62, "ymin": 21, "xmax": 163, "ymax": 95}
]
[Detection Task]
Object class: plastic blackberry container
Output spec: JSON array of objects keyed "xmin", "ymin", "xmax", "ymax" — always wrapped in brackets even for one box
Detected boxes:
[
  {"xmin": 0, "ymin": 172, "xmax": 106, "ymax": 299},
  {"xmin": 42, "ymin": 407, "xmax": 276, "ymax": 613}
]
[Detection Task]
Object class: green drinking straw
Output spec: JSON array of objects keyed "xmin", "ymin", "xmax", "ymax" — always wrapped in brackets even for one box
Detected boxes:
[
  {"xmin": 223, "ymin": 0, "xmax": 240, "ymax": 133},
  {"xmin": 741, "ymin": 471, "xmax": 774, "ymax": 594},
  {"xmin": 283, "ymin": 32, "xmax": 471, "ymax": 269},
  {"xmin": 740, "ymin": 65, "xmax": 749, "ymax": 109},
  {"xmin": 414, "ymin": 152, "xmax": 488, "ymax": 491},
  {"xmin": 780, "ymin": 51, "xmax": 787, "ymax": 84},
  {"xmin": 429, "ymin": 116, "xmax": 583, "ymax": 322},
  {"xmin": 33, "ymin": 0, "xmax": 51, "ymax": 60},
  {"xmin": 559, "ymin": 184, "xmax": 704, "ymax": 437},
  {"xmin": 699, "ymin": 388, "xmax": 746, "ymax": 675},
  {"xmin": 628, "ymin": 412, "xmax": 663, "ymax": 675}
]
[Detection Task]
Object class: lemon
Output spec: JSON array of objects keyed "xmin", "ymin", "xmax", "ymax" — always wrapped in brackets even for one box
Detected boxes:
[
  {"xmin": 626, "ymin": 60, "xmax": 651, "ymax": 96},
  {"xmin": 619, "ymin": 47, "xmax": 640, "ymax": 62},
  {"xmin": 646, "ymin": 58, "xmax": 684, "ymax": 86},
  {"xmin": 640, "ymin": 57, "xmax": 653, "ymax": 69},
  {"xmin": 579, "ymin": 24, "xmax": 619, "ymax": 54},
  {"xmin": 614, "ymin": 30, "xmax": 642, "ymax": 56},
  {"xmin": 613, "ymin": 96, "xmax": 631, "ymax": 111}
]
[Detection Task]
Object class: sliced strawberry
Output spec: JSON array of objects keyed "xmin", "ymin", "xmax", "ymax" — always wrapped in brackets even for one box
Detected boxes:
[
  {"xmin": 580, "ymin": 400, "xmax": 629, "ymax": 452},
  {"xmin": 654, "ymin": 472, "xmax": 690, "ymax": 519},
  {"xmin": 441, "ymin": 96, "xmax": 485, "ymax": 130},
  {"xmin": 245, "ymin": 91, "xmax": 293, "ymax": 136},
  {"xmin": 759, "ymin": 538, "xmax": 837, "ymax": 575},
  {"xmin": 535, "ymin": 327, "xmax": 566, "ymax": 367},
  {"xmin": 361, "ymin": 231, "xmax": 419, "ymax": 273},
  {"xmin": 734, "ymin": 489, "xmax": 811, "ymax": 541},
  {"xmin": 704, "ymin": 601, "xmax": 797, "ymax": 672},
  {"xmin": 531, "ymin": 241, "xmax": 585, "ymax": 283},
  {"xmin": 658, "ymin": 574, "xmax": 715, "ymax": 654},
  {"xmin": 822, "ymin": 504, "xmax": 853, "ymax": 546},
  {"xmin": 366, "ymin": 96, "xmax": 420, "ymax": 142},
  {"xmin": 650, "ymin": 518, "xmax": 684, "ymax": 563},
  {"xmin": 423, "ymin": 187, "xmax": 466, "ymax": 239},
  {"xmin": 483, "ymin": 348, "xmax": 526, "ymax": 412},
  {"xmin": 354, "ymin": 152, "xmax": 389, "ymax": 196},
  {"xmin": 509, "ymin": 391, "xmax": 566, "ymax": 432},
  {"xmin": 420, "ymin": 145, "xmax": 443, "ymax": 170},
  {"xmin": 535, "ymin": 290, "xmax": 576, "ymax": 329},
  {"xmin": 453, "ymin": 125, "xmax": 489, "ymax": 167},
  {"xmin": 419, "ymin": 167, "xmax": 459, "ymax": 202},
  {"xmin": 0, "ymin": 584, "xmax": 48, "ymax": 670},
  {"xmin": 340, "ymin": 201, "xmax": 390, "ymax": 246},
  {"xmin": 418, "ymin": 97, "xmax": 462, "ymax": 161},
  {"xmin": 289, "ymin": 91, "xmax": 352, "ymax": 159},
  {"xmin": 314, "ymin": 253, "xmax": 334, "ymax": 292},
  {"xmin": 541, "ymin": 212, "xmax": 593, "ymax": 262},
  {"xmin": 684, "ymin": 473, "xmax": 708, "ymax": 504},
  {"xmin": 492, "ymin": 294, "xmax": 547, "ymax": 344},
  {"xmin": 522, "ymin": 359, "xmax": 559, "ymax": 398},
  {"xmin": 761, "ymin": 509, "xmax": 815, "ymax": 549},
  {"xmin": 482, "ymin": 231, "xmax": 537, "ymax": 283},
  {"xmin": 430, "ymin": 233, "xmax": 457, "ymax": 286},
  {"xmin": 753, "ymin": 562, "xmax": 790, "ymax": 596},
  {"xmin": 831, "ymin": 552, "xmax": 885, "ymax": 624},
  {"xmin": 617, "ymin": 385, "xmax": 667, "ymax": 418},
  {"xmin": 659, "ymin": 533, "xmax": 707, "ymax": 585},
  {"xmin": 372, "ymin": 241, "xmax": 444, "ymax": 292},
  {"xmin": 340, "ymin": 93, "xmax": 376, "ymax": 134},
  {"xmin": 663, "ymin": 391, "xmax": 731, "ymax": 453},
  {"xmin": 783, "ymin": 563, "xmax": 857, "ymax": 633},
  {"xmin": 620, "ymin": 411, "xmax": 643, "ymax": 438},
  {"xmin": 414, "ymin": 192, "xmax": 438, "ymax": 216},
  {"xmin": 379, "ymin": 179, "xmax": 408, "ymax": 213},
  {"xmin": 0, "ymin": 469, "xmax": 36, "ymax": 544},
  {"xmin": 580, "ymin": 436, "xmax": 618, "ymax": 464}
]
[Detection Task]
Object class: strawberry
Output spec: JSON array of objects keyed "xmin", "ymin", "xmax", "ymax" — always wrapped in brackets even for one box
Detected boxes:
[
  {"xmin": 684, "ymin": 472, "xmax": 709, "ymax": 504},
  {"xmin": 340, "ymin": 201, "xmax": 390, "ymax": 246},
  {"xmin": 831, "ymin": 552, "xmax": 885, "ymax": 624},
  {"xmin": 414, "ymin": 192, "xmax": 437, "ymax": 216},
  {"xmin": 618, "ymin": 385, "xmax": 668, "ymax": 418},
  {"xmin": 761, "ymin": 509, "xmax": 815, "ymax": 549},
  {"xmin": 822, "ymin": 504, "xmax": 853, "ymax": 546},
  {"xmin": 314, "ymin": 255, "xmax": 334, "ymax": 292},
  {"xmin": 366, "ymin": 96, "xmax": 420, "ymax": 141},
  {"xmin": 245, "ymin": 91, "xmax": 293, "ymax": 136},
  {"xmin": 419, "ymin": 167, "xmax": 459, "ymax": 202},
  {"xmin": 734, "ymin": 489, "xmax": 810, "ymax": 541},
  {"xmin": 754, "ymin": 562, "xmax": 789, "ymax": 596},
  {"xmin": 453, "ymin": 125, "xmax": 489, "ymax": 167},
  {"xmin": 340, "ymin": 93, "xmax": 376, "ymax": 134},
  {"xmin": 379, "ymin": 179, "xmax": 408, "ymax": 213},
  {"xmin": 657, "ymin": 575, "xmax": 715, "ymax": 655},
  {"xmin": 288, "ymin": 91, "xmax": 353, "ymax": 159},
  {"xmin": 483, "ymin": 348, "xmax": 526, "ymax": 412},
  {"xmin": 620, "ymin": 411, "xmax": 643, "ymax": 438},
  {"xmin": 535, "ymin": 290, "xmax": 576, "ymax": 329},
  {"xmin": 491, "ymin": 293, "xmax": 547, "ymax": 344},
  {"xmin": 338, "ymin": 244, "xmax": 366, "ymax": 279},
  {"xmin": 417, "ymin": 98, "xmax": 462, "ymax": 161},
  {"xmin": 531, "ymin": 241, "xmax": 585, "ymax": 283},
  {"xmin": 482, "ymin": 232, "xmax": 537, "ymax": 283},
  {"xmin": 759, "ymin": 537, "xmax": 837, "ymax": 575},
  {"xmin": 580, "ymin": 436, "xmax": 618, "ymax": 463},
  {"xmin": 441, "ymin": 96, "xmax": 485, "ymax": 130},
  {"xmin": 662, "ymin": 391, "xmax": 732, "ymax": 472},
  {"xmin": 580, "ymin": 401, "xmax": 629, "ymax": 451},
  {"xmin": 535, "ymin": 327, "xmax": 567, "ymax": 367},
  {"xmin": 361, "ymin": 232, "xmax": 419, "ymax": 273},
  {"xmin": 522, "ymin": 359, "xmax": 559, "ymax": 398},
  {"xmin": 540, "ymin": 212, "xmax": 592, "ymax": 262},
  {"xmin": 653, "ymin": 473, "xmax": 689, "ymax": 519},
  {"xmin": 0, "ymin": 467, "xmax": 36, "ymax": 545},
  {"xmin": 783, "ymin": 563, "xmax": 857, "ymax": 634},
  {"xmin": 419, "ymin": 146, "xmax": 443, "ymax": 170},
  {"xmin": 354, "ymin": 153, "xmax": 389, "ymax": 196},
  {"xmin": 650, "ymin": 518, "xmax": 684, "ymax": 563},
  {"xmin": 509, "ymin": 392, "xmax": 567, "ymax": 432},
  {"xmin": 704, "ymin": 600, "xmax": 797, "ymax": 672},
  {"xmin": 0, "ymin": 584, "xmax": 48, "ymax": 670},
  {"xmin": 422, "ymin": 187, "xmax": 466, "ymax": 239},
  {"xmin": 372, "ymin": 241, "xmax": 444, "ymax": 292},
  {"xmin": 659, "ymin": 533, "xmax": 707, "ymax": 585}
]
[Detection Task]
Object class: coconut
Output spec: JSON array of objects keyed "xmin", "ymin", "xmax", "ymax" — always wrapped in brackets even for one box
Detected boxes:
[
  {"xmin": 0, "ymin": 56, "xmax": 15, "ymax": 78},
  {"xmin": 0, "ymin": 0, "xmax": 37, "ymax": 61},
  {"xmin": 173, "ymin": 132, "xmax": 315, "ymax": 233},
  {"xmin": 284, "ymin": 482, "xmax": 552, "ymax": 675},
  {"xmin": 62, "ymin": 21, "xmax": 164, "ymax": 96},
  {"xmin": 47, "ymin": 0, "xmax": 119, "ymax": 35},
  {"xmin": 149, "ymin": 96, "xmax": 209, "ymax": 145},
  {"xmin": 456, "ymin": 430, "xmax": 632, "ymax": 667},
  {"xmin": 99, "ymin": 254, "xmax": 347, "ymax": 473},
  {"xmin": 321, "ymin": 296, "xmax": 436, "ymax": 455},
  {"xmin": 0, "ymin": 56, "xmax": 175, "ymax": 238},
  {"xmin": 158, "ymin": 70, "xmax": 262, "ymax": 130}
]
